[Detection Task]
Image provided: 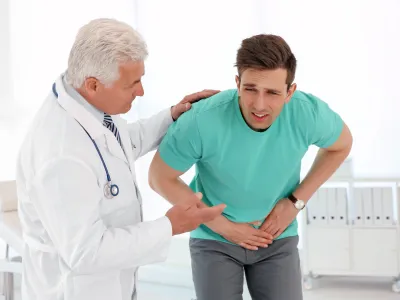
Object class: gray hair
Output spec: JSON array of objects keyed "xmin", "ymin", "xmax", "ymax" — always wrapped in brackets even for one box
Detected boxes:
[{"xmin": 65, "ymin": 18, "xmax": 148, "ymax": 88}]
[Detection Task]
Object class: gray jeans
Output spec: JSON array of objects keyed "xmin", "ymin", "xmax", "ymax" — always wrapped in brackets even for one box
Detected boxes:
[{"xmin": 189, "ymin": 236, "xmax": 302, "ymax": 300}]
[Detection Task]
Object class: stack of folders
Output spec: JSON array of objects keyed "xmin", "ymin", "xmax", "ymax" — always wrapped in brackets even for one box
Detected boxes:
[
  {"xmin": 307, "ymin": 187, "xmax": 348, "ymax": 226},
  {"xmin": 307, "ymin": 186, "xmax": 396, "ymax": 227},
  {"xmin": 353, "ymin": 187, "xmax": 395, "ymax": 226}
]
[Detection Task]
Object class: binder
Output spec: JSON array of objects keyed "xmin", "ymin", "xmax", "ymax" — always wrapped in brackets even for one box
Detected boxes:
[
  {"xmin": 317, "ymin": 188, "xmax": 328, "ymax": 225},
  {"xmin": 336, "ymin": 188, "xmax": 348, "ymax": 225},
  {"xmin": 353, "ymin": 188, "xmax": 364, "ymax": 226},
  {"xmin": 362, "ymin": 188, "xmax": 373, "ymax": 226},
  {"xmin": 307, "ymin": 193, "xmax": 319, "ymax": 225},
  {"xmin": 372, "ymin": 188, "xmax": 384, "ymax": 226},
  {"xmin": 382, "ymin": 187, "xmax": 394, "ymax": 225},
  {"xmin": 327, "ymin": 188, "xmax": 337, "ymax": 225}
]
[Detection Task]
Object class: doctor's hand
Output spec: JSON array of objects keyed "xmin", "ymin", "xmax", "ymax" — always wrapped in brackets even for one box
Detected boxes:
[
  {"xmin": 259, "ymin": 198, "xmax": 299, "ymax": 239},
  {"xmin": 171, "ymin": 89, "xmax": 220, "ymax": 121},
  {"xmin": 166, "ymin": 192, "xmax": 226, "ymax": 236},
  {"xmin": 219, "ymin": 221, "xmax": 274, "ymax": 251}
]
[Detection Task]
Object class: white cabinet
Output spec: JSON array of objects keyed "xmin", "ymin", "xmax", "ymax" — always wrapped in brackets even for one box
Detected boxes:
[
  {"xmin": 301, "ymin": 179, "xmax": 400, "ymax": 292},
  {"xmin": 307, "ymin": 228, "xmax": 350, "ymax": 271},
  {"xmin": 352, "ymin": 228, "xmax": 398, "ymax": 276}
]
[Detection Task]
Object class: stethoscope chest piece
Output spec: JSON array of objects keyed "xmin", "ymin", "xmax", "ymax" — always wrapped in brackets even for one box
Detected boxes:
[
  {"xmin": 52, "ymin": 82, "xmax": 121, "ymax": 200},
  {"xmin": 104, "ymin": 182, "xmax": 120, "ymax": 199}
]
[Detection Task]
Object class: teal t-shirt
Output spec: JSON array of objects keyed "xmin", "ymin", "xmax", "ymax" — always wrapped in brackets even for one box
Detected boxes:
[{"xmin": 159, "ymin": 89, "xmax": 343, "ymax": 243}]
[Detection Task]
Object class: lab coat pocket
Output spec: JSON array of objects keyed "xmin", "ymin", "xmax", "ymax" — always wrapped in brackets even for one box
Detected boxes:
[{"xmin": 65, "ymin": 271, "xmax": 122, "ymax": 300}]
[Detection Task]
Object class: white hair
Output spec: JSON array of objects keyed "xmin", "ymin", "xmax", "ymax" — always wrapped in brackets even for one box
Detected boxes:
[{"xmin": 65, "ymin": 18, "xmax": 148, "ymax": 88}]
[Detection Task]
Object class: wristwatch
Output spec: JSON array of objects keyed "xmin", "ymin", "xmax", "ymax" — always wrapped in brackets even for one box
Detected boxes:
[{"xmin": 288, "ymin": 193, "xmax": 305, "ymax": 210}]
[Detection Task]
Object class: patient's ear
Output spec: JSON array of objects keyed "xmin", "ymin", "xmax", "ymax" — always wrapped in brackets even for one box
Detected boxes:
[
  {"xmin": 285, "ymin": 83, "xmax": 297, "ymax": 103},
  {"xmin": 235, "ymin": 75, "xmax": 240, "ymax": 90}
]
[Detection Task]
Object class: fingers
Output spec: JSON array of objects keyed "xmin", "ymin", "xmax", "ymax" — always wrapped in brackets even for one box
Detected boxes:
[
  {"xmin": 240, "ymin": 238, "xmax": 270, "ymax": 250},
  {"xmin": 268, "ymin": 226, "xmax": 280, "ymax": 238},
  {"xmin": 273, "ymin": 229, "xmax": 283, "ymax": 239},
  {"xmin": 239, "ymin": 242, "xmax": 258, "ymax": 251},
  {"xmin": 252, "ymin": 228, "xmax": 274, "ymax": 241},
  {"xmin": 262, "ymin": 222, "xmax": 276, "ymax": 233},
  {"xmin": 248, "ymin": 235, "xmax": 273, "ymax": 246},
  {"xmin": 259, "ymin": 219, "xmax": 271, "ymax": 231},
  {"xmin": 174, "ymin": 103, "xmax": 192, "ymax": 117},
  {"xmin": 183, "ymin": 90, "xmax": 220, "ymax": 104}
]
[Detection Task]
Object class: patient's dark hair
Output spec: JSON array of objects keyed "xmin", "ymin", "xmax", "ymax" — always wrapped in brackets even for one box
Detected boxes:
[{"xmin": 235, "ymin": 34, "xmax": 297, "ymax": 86}]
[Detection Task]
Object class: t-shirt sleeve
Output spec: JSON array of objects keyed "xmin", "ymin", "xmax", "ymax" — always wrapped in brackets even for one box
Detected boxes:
[
  {"xmin": 158, "ymin": 109, "xmax": 202, "ymax": 172},
  {"xmin": 307, "ymin": 94, "xmax": 344, "ymax": 148}
]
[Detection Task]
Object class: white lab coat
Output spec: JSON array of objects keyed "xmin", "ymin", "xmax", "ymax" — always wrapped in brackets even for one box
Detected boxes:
[{"xmin": 16, "ymin": 75, "xmax": 173, "ymax": 300}]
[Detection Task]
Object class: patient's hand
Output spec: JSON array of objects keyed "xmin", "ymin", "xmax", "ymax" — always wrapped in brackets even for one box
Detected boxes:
[
  {"xmin": 259, "ymin": 198, "xmax": 299, "ymax": 239},
  {"xmin": 218, "ymin": 220, "xmax": 274, "ymax": 251}
]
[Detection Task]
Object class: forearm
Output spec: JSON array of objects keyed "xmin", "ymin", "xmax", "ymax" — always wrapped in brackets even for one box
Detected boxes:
[
  {"xmin": 150, "ymin": 174, "xmax": 196, "ymax": 206},
  {"xmin": 293, "ymin": 147, "xmax": 351, "ymax": 202},
  {"xmin": 149, "ymin": 176, "xmax": 230, "ymax": 234}
]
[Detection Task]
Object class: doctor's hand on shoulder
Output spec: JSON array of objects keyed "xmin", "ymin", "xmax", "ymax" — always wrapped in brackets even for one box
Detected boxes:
[
  {"xmin": 170, "ymin": 89, "xmax": 220, "ymax": 121},
  {"xmin": 166, "ymin": 192, "xmax": 226, "ymax": 235}
]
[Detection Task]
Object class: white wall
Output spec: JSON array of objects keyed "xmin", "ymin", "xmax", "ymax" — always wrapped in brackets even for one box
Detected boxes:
[
  {"xmin": 0, "ymin": 0, "xmax": 140, "ymax": 181},
  {"xmin": 134, "ymin": 0, "xmax": 268, "ymax": 223},
  {"xmin": 132, "ymin": 0, "xmax": 400, "ymax": 224},
  {"xmin": 259, "ymin": 0, "xmax": 400, "ymax": 178},
  {"xmin": 1, "ymin": 0, "xmax": 400, "ymax": 286},
  {"xmin": 9, "ymin": 0, "xmax": 138, "ymax": 113},
  {"xmin": 0, "ymin": 0, "xmax": 12, "ymax": 113}
]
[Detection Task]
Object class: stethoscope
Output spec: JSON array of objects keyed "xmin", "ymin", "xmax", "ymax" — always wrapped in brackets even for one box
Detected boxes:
[{"xmin": 52, "ymin": 83, "xmax": 119, "ymax": 199}]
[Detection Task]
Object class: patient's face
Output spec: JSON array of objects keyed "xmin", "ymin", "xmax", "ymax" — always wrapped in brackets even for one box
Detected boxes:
[
  {"xmin": 236, "ymin": 68, "xmax": 296, "ymax": 131},
  {"xmin": 84, "ymin": 61, "xmax": 145, "ymax": 115}
]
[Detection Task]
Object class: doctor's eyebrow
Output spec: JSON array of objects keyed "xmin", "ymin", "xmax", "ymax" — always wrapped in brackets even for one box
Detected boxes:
[{"xmin": 127, "ymin": 79, "xmax": 141, "ymax": 87}]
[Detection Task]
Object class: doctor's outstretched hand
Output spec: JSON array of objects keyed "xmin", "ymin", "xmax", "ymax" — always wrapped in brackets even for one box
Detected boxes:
[
  {"xmin": 166, "ymin": 192, "xmax": 226, "ymax": 235},
  {"xmin": 171, "ymin": 89, "xmax": 220, "ymax": 121}
]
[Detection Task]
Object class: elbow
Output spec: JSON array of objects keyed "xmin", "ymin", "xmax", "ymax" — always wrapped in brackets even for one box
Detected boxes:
[
  {"xmin": 344, "ymin": 124, "xmax": 353, "ymax": 156},
  {"xmin": 148, "ymin": 156, "xmax": 160, "ymax": 192},
  {"xmin": 148, "ymin": 151, "xmax": 182, "ymax": 193}
]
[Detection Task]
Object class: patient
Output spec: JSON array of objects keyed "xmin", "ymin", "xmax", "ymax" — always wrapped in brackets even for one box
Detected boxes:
[{"xmin": 148, "ymin": 34, "xmax": 352, "ymax": 300}]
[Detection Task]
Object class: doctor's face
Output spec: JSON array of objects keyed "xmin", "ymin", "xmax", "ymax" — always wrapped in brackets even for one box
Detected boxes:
[{"xmin": 85, "ymin": 60, "xmax": 145, "ymax": 115}]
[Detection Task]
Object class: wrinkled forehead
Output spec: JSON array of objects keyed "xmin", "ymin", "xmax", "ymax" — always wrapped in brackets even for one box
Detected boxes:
[
  {"xmin": 118, "ymin": 60, "xmax": 145, "ymax": 83},
  {"xmin": 240, "ymin": 68, "xmax": 288, "ymax": 91}
]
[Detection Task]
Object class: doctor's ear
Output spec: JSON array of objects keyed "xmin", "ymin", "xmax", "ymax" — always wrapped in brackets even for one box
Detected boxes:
[{"xmin": 84, "ymin": 77, "xmax": 100, "ymax": 94}]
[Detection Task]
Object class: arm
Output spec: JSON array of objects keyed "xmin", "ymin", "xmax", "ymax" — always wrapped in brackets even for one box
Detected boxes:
[
  {"xmin": 32, "ymin": 157, "xmax": 172, "ymax": 274},
  {"xmin": 293, "ymin": 123, "xmax": 353, "ymax": 202},
  {"xmin": 128, "ymin": 90, "xmax": 220, "ymax": 159},
  {"xmin": 149, "ymin": 151, "xmax": 231, "ymax": 235},
  {"xmin": 149, "ymin": 109, "xmax": 273, "ymax": 250},
  {"xmin": 148, "ymin": 107, "xmax": 230, "ymax": 234},
  {"xmin": 127, "ymin": 108, "xmax": 173, "ymax": 159},
  {"xmin": 294, "ymin": 96, "xmax": 353, "ymax": 201},
  {"xmin": 261, "ymin": 95, "xmax": 352, "ymax": 238}
]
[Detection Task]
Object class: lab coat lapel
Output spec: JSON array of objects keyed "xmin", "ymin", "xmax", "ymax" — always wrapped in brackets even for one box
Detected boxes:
[
  {"xmin": 112, "ymin": 116, "xmax": 136, "ymax": 173},
  {"xmin": 103, "ymin": 129, "xmax": 129, "ymax": 166},
  {"xmin": 55, "ymin": 76, "xmax": 129, "ymax": 166},
  {"xmin": 113, "ymin": 116, "xmax": 143, "ymax": 212}
]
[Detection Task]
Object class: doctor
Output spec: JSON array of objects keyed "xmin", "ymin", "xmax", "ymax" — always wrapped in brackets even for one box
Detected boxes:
[{"xmin": 16, "ymin": 18, "xmax": 225, "ymax": 300}]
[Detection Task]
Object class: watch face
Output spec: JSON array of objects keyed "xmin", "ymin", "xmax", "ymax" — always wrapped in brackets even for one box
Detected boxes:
[{"xmin": 295, "ymin": 200, "xmax": 305, "ymax": 210}]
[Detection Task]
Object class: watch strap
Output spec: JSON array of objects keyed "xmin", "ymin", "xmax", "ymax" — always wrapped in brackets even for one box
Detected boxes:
[{"xmin": 288, "ymin": 193, "xmax": 298, "ymax": 204}]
